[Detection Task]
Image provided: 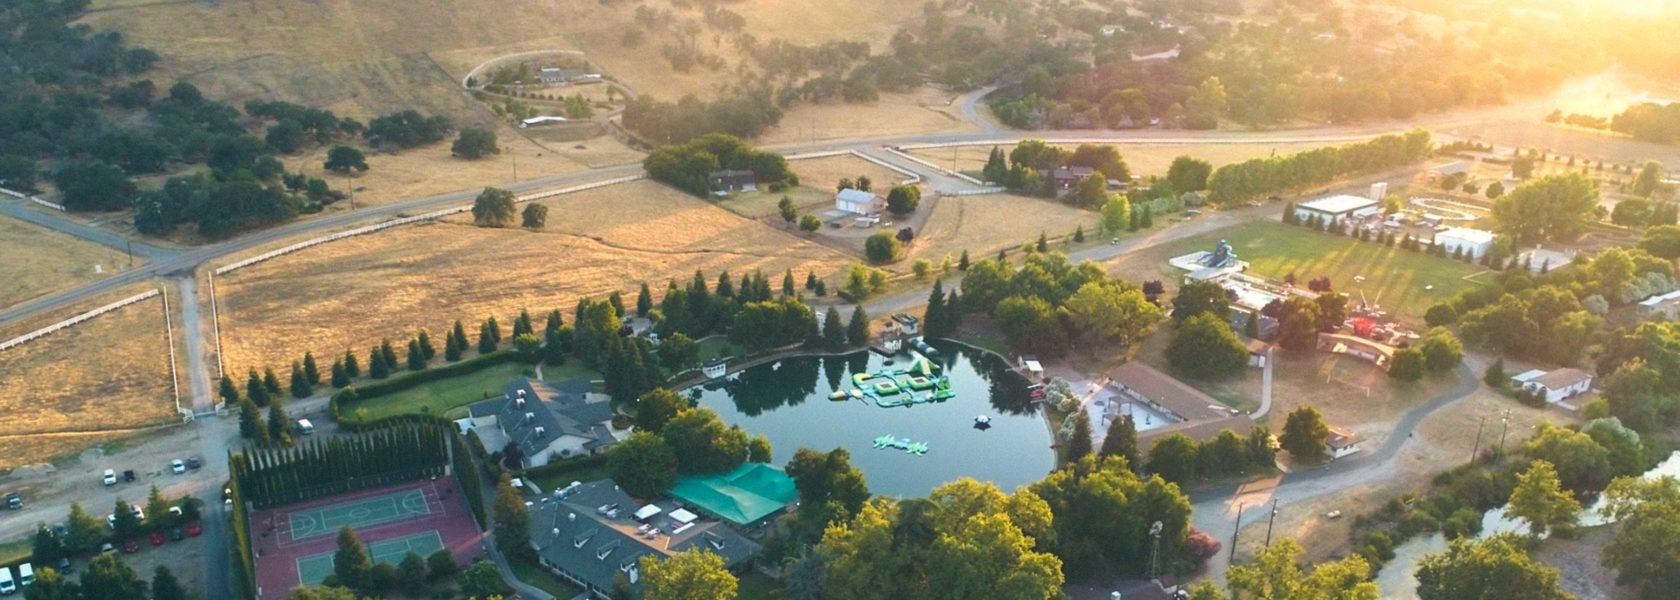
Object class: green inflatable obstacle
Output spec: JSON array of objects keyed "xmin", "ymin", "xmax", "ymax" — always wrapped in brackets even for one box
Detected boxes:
[{"xmin": 872, "ymin": 380, "xmax": 901, "ymax": 395}]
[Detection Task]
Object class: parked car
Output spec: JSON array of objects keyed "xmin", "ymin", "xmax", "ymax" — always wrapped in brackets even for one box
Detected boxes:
[
  {"xmin": 184, "ymin": 457, "xmax": 202, "ymax": 470},
  {"xmin": 5, "ymin": 492, "xmax": 20, "ymax": 510},
  {"xmin": 106, "ymin": 506, "xmax": 144, "ymax": 529},
  {"xmin": 0, "ymin": 565, "xmax": 14, "ymax": 595},
  {"xmin": 16, "ymin": 564, "xmax": 30, "ymax": 587},
  {"xmin": 101, "ymin": 469, "xmax": 117, "ymax": 486},
  {"xmin": 98, "ymin": 543, "xmax": 114, "ymax": 555},
  {"xmin": 120, "ymin": 540, "xmax": 139, "ymax": 554},
  {"xmin": 170, "ymin": 460, "xmax": 185, "ymax": 475},
  {"xmin": 53, "ymin": 558, "xmax": 69, "ymax": 575},
  {"xmin": 149, "ymin": 530, "xmax": 166, "ymax": 547},
  {"xmin": 185, "ymin": 521, "xmax": 202, "ymax": 537},
  {"xmin": 168, "ymin": 528, "xmax": 185, "ymax": 542},
  {"xmin": 122, "ymin": 470, "xmax": 135, "ymax": 483}
]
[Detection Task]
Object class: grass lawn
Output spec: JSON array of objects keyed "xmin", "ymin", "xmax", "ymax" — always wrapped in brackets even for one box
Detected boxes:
[
  {"xmin": 510, "ymin": 558, "xmax": 585, "ymax": 599},
  {"xmin": 1141, "ymin": 220, "xmax": 1486, "ymax": 323},
  {"xmin": 696, "ymin": 337, "xmax": 739, "ymax": 361},
  {"xmin": 343, "ymin": 361, "xmax": 599, "ymax": 422},
  {"xmin": 526, "ymin": 461, "xmax": 612, "ymax": 493}
]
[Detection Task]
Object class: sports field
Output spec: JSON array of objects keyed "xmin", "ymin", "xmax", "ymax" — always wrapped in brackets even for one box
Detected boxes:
[
  {"xmin": 1110, "ymin": 220, "xmax": 1487, "ymax": 323},
  {"xmin": 295, "ymin": 531, "xmax": 444, "ymax": 585},
  {"xmin": 250, "ymin": 478, "xmax": 483, "ymax": 599},
  {"xmin": 282, "ymin": 489, "xmax": 435, "ymax": 542}
]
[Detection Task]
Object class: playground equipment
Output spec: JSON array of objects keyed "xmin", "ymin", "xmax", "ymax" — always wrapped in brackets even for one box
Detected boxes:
[
  {"xmin": 872, "ymin": 435, "xmax": 930, "ymax": 455},
  {"xmin": 843, "ymin": 354, "xmax": 955, "ymax": 408},
  {"xmin": 973, "ymin": 415, "xmax": 992, "ymax": 430}
]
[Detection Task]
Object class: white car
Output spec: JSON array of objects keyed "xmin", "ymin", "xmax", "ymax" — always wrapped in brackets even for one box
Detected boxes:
[
  {"xmin": 106, "ymin": 506, "xmax": 144, "ymax": 529},
  {"xmin": 170, "ymin": 459, "xmax": 186, "ymax": 475},
  {"xmin": 101, "ymin": 469, "xmax": 117, "ymax": 486}
]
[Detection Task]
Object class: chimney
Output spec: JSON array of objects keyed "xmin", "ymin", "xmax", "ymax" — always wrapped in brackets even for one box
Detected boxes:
[
  {"xmin": 515, "ymin": 397, "xmax": 525, "ymax": 408},
  {"xmin": 535, "ymin": 427, "xmax": 546, "ymax": 437}
]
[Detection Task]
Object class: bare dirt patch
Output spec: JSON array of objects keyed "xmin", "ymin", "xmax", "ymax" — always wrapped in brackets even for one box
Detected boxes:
[
  {"xmin": 0, "ymin": 214, "xmax": 137, "ymax": 309},
  {"xmin": 903, "ymin": 194, "xmax": 1098, "ymax": 270},
  {"xmin": 0, "ymin": 286, "xmax": 179, "ymax": 469},
  {"xmin": 215, "ymin": 181, "xmax": 854, "ymax": 372}
]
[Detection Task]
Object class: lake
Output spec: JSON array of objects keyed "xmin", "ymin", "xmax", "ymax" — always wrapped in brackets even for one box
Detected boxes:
[{"xmin": 685, "ymin": 341, "xmax": 1056, "ymax": 498}]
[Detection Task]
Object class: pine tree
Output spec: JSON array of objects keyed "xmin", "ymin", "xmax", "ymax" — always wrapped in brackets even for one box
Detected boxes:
[
  {"xmin": 814, "ymin": 280, "xmax": 827, "ymax": 297},
  {"xmin": 302, "ymin": 352, "xmax": 320, "ymax": 385},
  {"xmin": 262, "ymin": 367, "xmax": 282, "ymax": 395},
  {"xmin": 1036, "ymin": 231, "xmax": 1049, "ymax": 252},
  {"xmin": 1128, "ymin": 208, "xmax": 1140, "ymax": 231},
  {"xmin": 487, "ymin": 316, "xmax": 502, "ymax": 343},
  {"xmin": 151, "ymin": 566, "xmax": 188, "ymax": 600},
  {"xmin": 823, "ymin": 307, "xmax": 847, "ymax": 350},
  {"xmin": 514, "ymin": 308, "xmax": 534, "ymax": 337},
  {"xmin": 946, "ymin": 290, "xmax": 963, "ymax": 333},
  {"xmin": 289, "ymin": 361, "xmax": 312, "ymax": 399},
  {"xmin": 218, "ymin": 376, "xmax": 240, "ymax": 405},
  {"xmin": 417, "ymin": 329, "xmax": 436, "ymax": 360},
  {"xmin": 445, "ymin": 330, "xmax": 463, "ymax": 361},
  {"xmin": 545, "ymin": 309, "xmax": 564, "ymax": 336},
  {"xmin": 379, "ymin": 339, "xmax": 398, "ymax": 370},
  {"xmin": 783, "ymin": 269, "xmax": 796, "ymax": 296},
  {"xmin": 369, "ymin": 346, "xmax": 390, "ymax": 379},
  {"xmin": 479, "ymin": 321, "xmax": 497, "ymax": 353},
  {"xmin": 637, "ymin": 282, "xmax": 653, "ymax": 317},
  {"xmin": 714, "ymin": 270, "xmax": 733, "ymax": 298},
  {"xmin": 1099, "ymin": 415, "xmax": 1140, "ymax": 470},
  {"xmin": 1073, "ymin": 225, "xmax": 1085, "ymax": 243},
  {"xmin": 334, "ymin": 527, "xmax": 373, "ymax": 592},
  {"xmin": 331, "ymin": 359, "xmax": 349, "ymax": 388},
  {"xmin": 344, "ymin": 349, "xmax": 360, "ymax": 378},
  {"xmin": 1140, "ymin": 206, "xmax": 1153, "ymax": 228},
  {"xmin": 266, "ymin": 399, "xmax": 290, "ymax": 445},
  {"xmin": 1244, "ymin": 310, "xmax": 1261, "ymax": 339},
  {"xmin": 805, "ymin": 271, "xmax": 819, "ymax": 291},
  {"xmin": 242, "ymin": 369, "xmax": 267, "ymax": 408},
  {"xmin": 1065, "ymin": 412, "xmax": 1094, "ymax": 461},
  {"xmin": 608, "ymin": 292, "xmax": 625, "ymax": 317},
  {"xmin": 407, "ymin": 339, "xmax": 426, "ymax": 370},
  {"xmin": 958, "ymin": 249, "xmax": 970, "ymax": 271},
  {"xmin": 847, "ymin": 307, "xmax": 870, "ymax": 346},
  {"xmin": 238, "ymin": 398, "xmax": 264, "ymax": 440},
  {"xmin": 998, "ymin": 248, "xmax": 1008, "ymax": 262},
  {"xmin": 452, "ymin": 320, "xmax": 468, "ymax": 349},
  {"xmin": 924, "ymin": 279, "xmax": 946, "ymax": 338}
]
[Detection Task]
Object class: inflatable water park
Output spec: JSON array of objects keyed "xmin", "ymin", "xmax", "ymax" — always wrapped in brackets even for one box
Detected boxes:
[
  {"xmin": 873, "ymin": 435, "xmax": 930, "ymax": 455},
  {"xmin": 834, "ymin": 346, "xmax": 955, "ymax": 408}
]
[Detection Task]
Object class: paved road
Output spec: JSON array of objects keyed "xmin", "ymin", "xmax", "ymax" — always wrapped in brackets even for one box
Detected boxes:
[{"xmin": 1186, "ymin": 361, "xmax": 1480, "ymax": 583}]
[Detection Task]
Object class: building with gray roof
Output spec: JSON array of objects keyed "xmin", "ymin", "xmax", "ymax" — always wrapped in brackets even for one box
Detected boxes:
[{"xmin": 458, "ymin": 379, "xmax": 625, "ymax": 468}]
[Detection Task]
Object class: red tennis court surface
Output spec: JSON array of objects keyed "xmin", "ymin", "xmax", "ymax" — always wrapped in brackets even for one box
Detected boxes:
[{"xmin": 249, "ymin": 477, "xmax": 484, "ymax": 599}]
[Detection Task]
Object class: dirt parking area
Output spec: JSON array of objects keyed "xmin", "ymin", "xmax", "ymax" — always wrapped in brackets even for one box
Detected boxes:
[
  {"xmin": 214, "ymin": 180, "xmax": 855, "ymax": 372},
  {"xmin": 0, "ymin": 286, "xmax": 181, "ymax": 469}
]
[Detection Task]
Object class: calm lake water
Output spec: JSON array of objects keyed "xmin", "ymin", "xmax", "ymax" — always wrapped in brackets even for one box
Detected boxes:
[{"xmin": 685, "ymin": 341, "xmax": 1056, "ymax": 498}]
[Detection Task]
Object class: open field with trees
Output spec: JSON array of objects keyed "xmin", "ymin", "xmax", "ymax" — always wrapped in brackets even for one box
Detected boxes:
[
  {"xmin": 0, "ymin": 216, "xmax": 137, "ymax": 308},
  {"xmin": 1111, "ymin": 220, "xmax": 1485, "ymax": 323},
  {"xmin": 214, "ymin": 180, "xmax": 852, "ymax": 372},
  {"xmin": 908, "ymin": 142, "xmax": 1344, "ymax": 181},
  {"xmin": 0, "ymin": 286, "xmax": 178, "ymax": 468},
  {"xmin": 903, "ymin": 194, "xmax": 1099, "ymax": 271}
]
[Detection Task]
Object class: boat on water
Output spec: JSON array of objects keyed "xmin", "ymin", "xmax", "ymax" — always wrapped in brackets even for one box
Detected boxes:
[{"xmin": 829, "ymin": 390, "xmax": 848, "ymax": 401}]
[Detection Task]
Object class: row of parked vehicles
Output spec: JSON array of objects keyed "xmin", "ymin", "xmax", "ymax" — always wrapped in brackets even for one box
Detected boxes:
[{"xmin": 0, "ymin": 562, "xmax": 33, "ymax": 595}]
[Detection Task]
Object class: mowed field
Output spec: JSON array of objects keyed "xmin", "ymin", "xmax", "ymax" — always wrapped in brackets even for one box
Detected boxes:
[
  {"xmin": 1111, "ymin": 220, "xmax": 1486, "ymax": 323},
  {"xmin": 0, "ymin": 214, "xmax": 136, "ymax": 309},
  {"xmin": 86, "ymin": 0, "xmax": 924, "ymax": 117},
  {"xmin": 214, "ymin": 180, "xmax": 855, "ymax": 372},
  {"xmin": 0, "ymin": 286, "xmax": 178, "ymax": 468},
  {"xmin": 907, "ymin": 142, "xmax": 1345, "ymax": 180},
  {"xmin": 759, "ymin": 88, "xmax": 978, "ymax": 146},
  {"xmin": 904, "ymin": 194, "xmax": 1099, "ymax": 269}
]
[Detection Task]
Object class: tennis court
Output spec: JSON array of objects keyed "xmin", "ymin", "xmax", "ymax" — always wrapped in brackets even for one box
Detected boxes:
[
  {"xmin": 284, "ymin": 489, "xmax": 434, "ymax": 542},
  {"xmin": 294, "ymin": 531, "xmax": 444, "ymax": 585}
]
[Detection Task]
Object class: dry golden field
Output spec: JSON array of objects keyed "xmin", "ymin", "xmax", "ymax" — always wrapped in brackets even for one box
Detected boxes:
[
  {"xmin": 279, "ymin": 124, "xmax": 641, "ymax": 210},
  {"xmin": 0, "ymin": 286, "xmax": 178, "ymax": 468},
  {"xmin": 0, "ymin": 215, "xmax": 137, "ymax": 309},
  {"xmin": 908, "ymin": 142, "xmax": 1346, "ymax": 179},
  {"xmin": 760, "ymin": 89, "xmax": 979, "ymax": 146},
  {"xmin": 903, "ymin": 194, "xmax": 1098, "ymax": 268},
  {"xmin": 86, "ymin": 0, "xmax": 924, "ymax": 116},
  {"xmin": 214, "ymin": 180, "xmax": 855, "ymax": 371}
]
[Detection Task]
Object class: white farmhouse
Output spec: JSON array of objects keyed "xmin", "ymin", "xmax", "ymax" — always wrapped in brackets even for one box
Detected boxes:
[
  {"xmin": 1433, "ymin": 227, "xmax": 1496, "ymax": 260},
  {"xmin": 1520, "ymin": 368, "xmax": 1594, "ymax": 404},
  {"xmin": 1326, "ymin": 428, "xmax": 1362, "ymax": 460},
  {"xmin": 1293, "ymin": 194, "xmax": 1380, "ymax": 224},
  {"xmin": 835, "ymin": 189, "xmax": 882, "ymax": 215}
]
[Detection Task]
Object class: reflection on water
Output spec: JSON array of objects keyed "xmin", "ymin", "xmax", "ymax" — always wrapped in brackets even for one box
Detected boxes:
[
  {"xmin": 685, "ymin": 341, "xmax": 1055, "ymax": 497},
  {"xmin": 1377, "ymin": 451, "xmax": 1680, "ymax": 599}
]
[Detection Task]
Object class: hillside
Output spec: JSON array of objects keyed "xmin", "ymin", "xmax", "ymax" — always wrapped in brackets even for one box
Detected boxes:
[{"xmin": 82, "ymin": 0, "xmax": 925, "ymax": 123}]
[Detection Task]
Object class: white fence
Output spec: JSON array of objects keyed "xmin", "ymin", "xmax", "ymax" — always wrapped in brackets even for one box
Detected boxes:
[
  {"xmin": 786, "ymin": 150, "xmax": 922, "ymax": 185},
  {"xmin": 943, "ymin": 187, "xmax": 1007, "ymax": 197},
  {"xmin": 879, "ymin": 147, "xmax": 987, "ymax": 186},
  {"xmin": 0, "ymin": 290, "xmax": 160, "ymax": 352},
  {"xmin": 214, "ymin": 175, "xmax": 644, "ymax": 276},
  {"xmin": 0, "ymin": 186, "xmax": 66, "ymax": 211}
]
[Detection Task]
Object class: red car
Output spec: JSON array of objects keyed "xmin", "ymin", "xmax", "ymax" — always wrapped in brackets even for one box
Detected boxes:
[
  {"xmin": 185, "ymin": 521, "xmax": 202, "ymax": 537},
  {"xmin": 150, "ymin": 530, "xmax": 166, "ymax": 547},
  {"xmin": 121, "ymin": 540, "xmax": 140, "ymax": 554}
]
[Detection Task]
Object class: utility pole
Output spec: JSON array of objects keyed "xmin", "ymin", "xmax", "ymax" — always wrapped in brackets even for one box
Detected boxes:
[
  {"xmin": 1264, "ymin": 499, "xmax": 1279, "ymax": 548},
  {"xmin": 1497, "ymin": 409, "xmax": 1512, "ymax": 457},
  {"xmin": 1229, "ymin": 503, "xmax": 1245, "ymax": 562},
  {"xmin": 1469, "ymin": 416, "xmax": 1486, "ymax": 464}
]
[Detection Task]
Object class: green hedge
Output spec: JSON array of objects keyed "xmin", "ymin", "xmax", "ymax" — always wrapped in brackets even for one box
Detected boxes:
[
  {"xmin": 227, "ymin": 470, "xmax": 256, "ymax": 600},
  {"xmin": 449, "ymin": 432, "xmax": 488, "ymax": 528},
  {"xmin": 331, "ymin": 350, "xmax": 529, "ymax": 420}
]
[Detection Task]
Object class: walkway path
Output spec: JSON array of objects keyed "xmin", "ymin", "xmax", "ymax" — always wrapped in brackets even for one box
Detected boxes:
[{"xmin": 1253, "ymin": 347, "xmax": 1276, "ymax": 420}]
